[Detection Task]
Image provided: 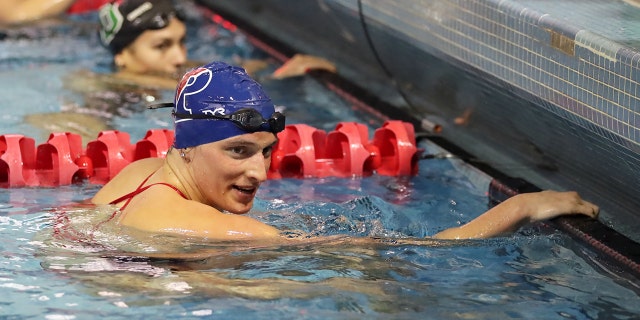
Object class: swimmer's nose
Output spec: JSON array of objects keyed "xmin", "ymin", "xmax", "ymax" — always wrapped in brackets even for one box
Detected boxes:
[
  {"xmin": 246, "ymin": 153, "xmax": 269, "ymax": 183},
  {"xmin": 170, "ymin": 45, "xmax": 187, "ymax": 70}
]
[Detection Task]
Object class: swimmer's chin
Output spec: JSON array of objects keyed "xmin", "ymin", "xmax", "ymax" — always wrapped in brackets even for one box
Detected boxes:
[
  {"xmin": 214, "ymin": 206, "xmax": 252, "ymax": 215},
  {"xmin": 233, "ymin": 208, "xmax": 252, "ymax": 215}
]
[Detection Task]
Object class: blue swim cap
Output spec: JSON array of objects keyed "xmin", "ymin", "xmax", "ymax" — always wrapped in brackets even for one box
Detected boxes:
[{"xmin": 172, "ymin": 61, "xmax": 277, "ymax": 149}]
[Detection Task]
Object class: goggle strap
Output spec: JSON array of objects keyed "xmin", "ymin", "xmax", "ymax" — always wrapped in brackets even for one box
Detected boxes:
[
  {"xmin": 172, "ymin": 112, "xmax": 228, "ymax": 120},
  {"xmin": 147, "ymin": 102, "xmax": 174, "ymax": 109}
]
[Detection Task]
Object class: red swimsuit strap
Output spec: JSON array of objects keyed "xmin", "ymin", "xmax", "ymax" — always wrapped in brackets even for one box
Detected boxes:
[
  {"xmin": 93, "ymin": 172, "xmax": 188, "ymax": 237},
  {"xmin": 117, "ymin": 183, "xmax": 188, "ymax": 210},
  {"xmin": 109, "ymin": 171, "xmax": 155, "ymax": 205},
  {"xmin": 109, "ymin": 172, "xmax": 188, "ymax": 209}
]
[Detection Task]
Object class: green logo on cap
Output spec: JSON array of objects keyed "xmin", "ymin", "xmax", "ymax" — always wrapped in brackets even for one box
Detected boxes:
[{"xmin": 99, "ymin": 3, "xmax": 124, "ymax": 45}]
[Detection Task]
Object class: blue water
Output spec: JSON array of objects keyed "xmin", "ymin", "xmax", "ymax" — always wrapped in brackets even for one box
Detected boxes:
[{"xmin": 1, "ymin": 3, "xmax": 639, "ymax": 319}]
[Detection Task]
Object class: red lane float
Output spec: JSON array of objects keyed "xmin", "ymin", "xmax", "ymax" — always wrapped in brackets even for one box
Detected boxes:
[
  {"xmin": 85, "ymin": 130, "xmax": 134, "ymax": 185},
  {"xmin": 0, "ymin": 121, "xmax": 419, "ymax": 187},
  {"xmin": 35, "ymin": 132, "xmax": 84, "ymax": 187},
  {"xmin": 0, "ymin": 134, "xmax": 37, "ymax": 187},
  {"xmin": 372, "ymin": 121, "xmax": 419, "ymax": 176},
  {"xmin": 268, "ymin": 121, "xmax": 418, "ymax": 178},
  {"xmin": 66, "ymin": 0, "xmax": 110, "ymax": 14}
]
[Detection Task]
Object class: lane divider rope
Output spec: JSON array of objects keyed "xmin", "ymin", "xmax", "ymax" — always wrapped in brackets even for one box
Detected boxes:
[{"xmin": 0, "ymin": 120, "xmax": 419, "ymax": 187}]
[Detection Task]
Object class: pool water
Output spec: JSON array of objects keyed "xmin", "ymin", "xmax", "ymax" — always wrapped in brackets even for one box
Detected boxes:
[{"xmin": 1, "ymin": 3, "xmax": 639, "ymax": 319}]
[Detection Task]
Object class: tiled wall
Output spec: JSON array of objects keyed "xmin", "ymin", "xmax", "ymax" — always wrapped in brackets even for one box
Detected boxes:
[{"xmin": 365, "ymin": 0, "xmax": 640, "ymax": 155}]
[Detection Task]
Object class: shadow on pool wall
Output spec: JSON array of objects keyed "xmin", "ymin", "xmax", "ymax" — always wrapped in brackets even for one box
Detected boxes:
[{"xmin": 198, "ymin": 0, "xmax": 640, "ymax": 242}]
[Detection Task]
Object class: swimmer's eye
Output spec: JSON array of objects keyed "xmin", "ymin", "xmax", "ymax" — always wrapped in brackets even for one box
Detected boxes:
[
  {"xmin": 154, "ymin": 40, "xmax": 172, "ymax": 51},
  {"xmin": 229, "ymin": 146, "xmax": 248, "ymax": 157},
  {"xmin": 224, "ymin": 141, "xmax": 277, "ymax": 160},
  {"xmin": 262, "ymin": 145, "xmax": 273, "ymax": 158}
]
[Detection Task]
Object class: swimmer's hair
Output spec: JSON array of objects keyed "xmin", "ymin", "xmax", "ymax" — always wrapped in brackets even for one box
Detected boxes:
[{"xmin": 98, "ymin": 0, "xmax": 184, "ymax": 54}]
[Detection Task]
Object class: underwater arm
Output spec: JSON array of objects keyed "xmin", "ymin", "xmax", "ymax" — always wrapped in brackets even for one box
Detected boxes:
[
  {"xmin": 0, "ymin": 0, "xmax": 76, "ymax": 25},
  {"xmin": 432, "ymin": 190, "xmax": 599, "ymax": 239}
]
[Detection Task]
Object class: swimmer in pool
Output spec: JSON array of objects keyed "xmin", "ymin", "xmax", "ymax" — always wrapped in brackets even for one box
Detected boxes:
[
  {"xmin": 97, "ymin": 0, "xmax": 192, "ymax": 89},
  {"xmin": 91, "ymin": 0, "xmax": 336, "ymax": 90},
  {"xmin": 25, "ymin": 0, "xmax": 192, "ymax": 141},
  {"xmin": 91, "ymin": 60, "xmax": 599, "ymax": 241},
  {"xmin": 94, "ymin": 0, "xmax": 335, "ymax": 88}
]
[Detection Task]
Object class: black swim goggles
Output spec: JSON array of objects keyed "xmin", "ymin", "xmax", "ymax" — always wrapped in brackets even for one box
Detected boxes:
[
  {"xmin": 129, "ymin": 6, "xmax": 184, "ymax": 31},
  {"xmin": 174, "ymin": 107, "xmax": 285, "ymax": 133}
]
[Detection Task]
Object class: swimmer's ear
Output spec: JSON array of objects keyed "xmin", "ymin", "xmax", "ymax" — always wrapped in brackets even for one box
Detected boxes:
[
  {"xmin": 271, "ymin": 54, "xmax": 337, "ymax": 79},
  {"xmin": 114, "ymin": 54, "xmax": 125, "ymax": 69}
]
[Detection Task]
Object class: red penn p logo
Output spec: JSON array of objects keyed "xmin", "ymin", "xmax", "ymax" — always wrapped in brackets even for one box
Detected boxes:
[{"xmin": 175, "ymin": 67, "xmax": 212, "ymax": 116}]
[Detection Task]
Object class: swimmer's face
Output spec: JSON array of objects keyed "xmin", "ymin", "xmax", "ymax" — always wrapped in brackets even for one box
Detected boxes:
[
  {"xmin": 188, "ymin": 131, "xmax": 277, "ymax": 214},
  {"xmin": 115, "ymin": 17, "xmax": 187, "ymax": 75}
]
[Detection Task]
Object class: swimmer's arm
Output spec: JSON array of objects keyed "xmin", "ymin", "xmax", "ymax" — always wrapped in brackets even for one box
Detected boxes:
[
  {"xmin": 136, "ymin": 201, "xmax": 283, "ymax": 241},
  {"xmin": 0, "ymin": 0, "xmax": 75, "ymax": 25},
  {"xmin": 432, "ymin": 191, "xmax": 599, "ymax": 240},
  {"xmin": 204, "ymin": 213, "xmax": 282, "ymax": 240}
]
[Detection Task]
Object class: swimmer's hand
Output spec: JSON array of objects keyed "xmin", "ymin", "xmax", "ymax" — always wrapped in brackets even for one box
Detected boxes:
[
  {"xmin": 433, "ymin": 190, "xmax": 599, "ymax": 240},
  {"xmin": 518, "ymin": 190, "xmax": 599, "ymax": 222},
  {"xmin": 272, "ymin": 54, "xmax": 337, "ymax": 79}
]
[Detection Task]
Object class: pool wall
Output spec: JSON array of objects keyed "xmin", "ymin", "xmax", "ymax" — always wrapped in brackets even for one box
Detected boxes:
[{"xmin": 198, "ymin": 0, "xmax": 640, "ymax": 241}]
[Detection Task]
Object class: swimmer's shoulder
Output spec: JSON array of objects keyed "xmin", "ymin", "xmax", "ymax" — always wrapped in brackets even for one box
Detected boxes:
[
  {"xmin": 91, "ymin": 158, "xmax": 163, "ymax": 204},
  {"xmin": 116, "ymin": 158, "xmax": 164, "ymax": 178}
]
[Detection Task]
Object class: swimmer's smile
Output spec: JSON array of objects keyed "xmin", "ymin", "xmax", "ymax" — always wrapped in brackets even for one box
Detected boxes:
[
  {"xmin": 234, "ymin": 184, "xmax": 257, "ymax": 195},
  {"xmin": 231, "ymin": 183, "xmax": 260, "ymax": 204}
]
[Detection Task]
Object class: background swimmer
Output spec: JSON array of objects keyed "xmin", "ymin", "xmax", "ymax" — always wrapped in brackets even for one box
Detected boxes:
[
  {"xmin": 98, "ymin": 0, "xmax": 189, "ymax": 89},
  {"xmin": 27, "ymin": 0, "xmax": 201, "ymax": 142},
  {"xmin": 91, "ymin": 60, "xmax": 599, "ymax": 243}
]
